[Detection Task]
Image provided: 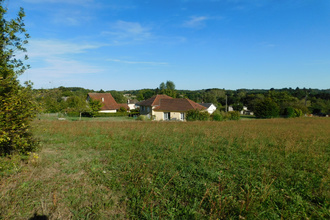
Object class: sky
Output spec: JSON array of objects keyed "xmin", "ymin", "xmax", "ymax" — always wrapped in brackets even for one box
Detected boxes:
[{"xmin": 7, "ymin": 0, "xmax": 330, "ymax": 90}]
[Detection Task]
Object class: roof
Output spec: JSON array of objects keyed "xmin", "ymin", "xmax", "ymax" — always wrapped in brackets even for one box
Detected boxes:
[
  {"xmin": 154, "ymin": 98, "xmax": 207, "ymax": 112},
  {"xmin": 137, "ymin": 94, "xmax": 173, "ymax": 106},
  {"xmin": 199, "ymin": 103, "xmax": 214, "ymax": 108},
  {"xmin": 117, "ymin": 103, "xmax": 130, "ymax": 110},
  {"xmin": 88, "ymin": 93, "xmax": 119, "ymax": 110}
]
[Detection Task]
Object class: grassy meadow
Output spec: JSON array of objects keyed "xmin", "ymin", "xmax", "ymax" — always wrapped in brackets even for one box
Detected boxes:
[{"xmin": 0, "ymin": 117, "xmax": 329, "ymax": 219}]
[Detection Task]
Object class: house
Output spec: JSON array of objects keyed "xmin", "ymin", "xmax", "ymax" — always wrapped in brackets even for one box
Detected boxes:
[
  {"xmin": 228, "ymin": 105, "xmax": 253, "ymax": 115},
  {"xmin": 138, "ymin": 94, "xmax": 206, "ymax": 121},
  {"xmin": 137, "ymin": 94, "xmax": 173, "ymax": 117},
  {"xmin": 87, "ymin": 93, "xmax": 129, "ymax": 113},
  {"xmin": 127, "ymin": 99, "xmax": 139, "ymax": 110},
  {"xmin": 199, "ymin": 103, "xmax": 217, "ymax": 114}
]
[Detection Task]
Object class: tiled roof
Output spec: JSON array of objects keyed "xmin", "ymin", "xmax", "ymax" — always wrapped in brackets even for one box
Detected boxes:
[
  {"xmin": 137, "ymin": 94, "xmax": 173, "ymax": 106},
  {"xmin": 154, "ymin": 98, "xmax": 207, "ymax": 112},
  {"xmin": 88, "ymin": 93, "xmax": 119, "ymax": 110}
]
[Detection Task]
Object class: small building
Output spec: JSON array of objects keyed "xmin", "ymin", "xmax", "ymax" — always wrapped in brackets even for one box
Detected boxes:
[
  {"xmin": 138, "ymin": 94, "xmax": 206, "ymax": 121},
  {"xmin": 87, "ymin": 93, "xmax": 129, "ymax": 113},
  {"xmin": 199, "ymin": 103, "xmax": 217, "ymax": 114},
  {"xmin": 127, "ymin": 99, "xmax": 139, "ymax": 110}
]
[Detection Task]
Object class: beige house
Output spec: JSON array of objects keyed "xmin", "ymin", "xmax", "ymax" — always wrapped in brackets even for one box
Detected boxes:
[{"xmin": 138, "ymin": 94, "xmax": 206, "ymax": 121}]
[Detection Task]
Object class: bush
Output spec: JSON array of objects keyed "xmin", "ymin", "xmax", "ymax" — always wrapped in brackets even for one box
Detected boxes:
[
  {"xmin": 254, "ymin": 98, "xmax": 280, "ymax": 118},
  {"xmin": 211, "ymin": 110, "xmax": 224, "ymax": 121},
  {"xmin": 294, "ymin": 108, "xmax": 303, "ymax": 117},
  {"xmin": 136, "ymin": 115, "xmax": 150, "ymax": 121},
  {"xmin": 229, "ymin": 111, "xmax": 240, "ymax": 120},
  {"xmin": 186, "ymin": 109, "xmax": 210, "ymax": 121},
  {"xmin": 284, "ymin": 107, "xmax": 295, "ymax": 118}
]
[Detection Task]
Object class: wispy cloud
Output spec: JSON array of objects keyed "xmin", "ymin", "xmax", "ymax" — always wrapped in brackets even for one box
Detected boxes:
[
  {"xmin": 27, "ymin": 39, "xmax": 104, "ymax": 57},
  {"xmin": 183, "ymin": 16, "xmax": 209, "ymax": 28},
  {"xmin": 28, "ymin": 58, "xmax": 103, "ymax": 78},
  {"xmin": 108, "ymin": 58, "xmax": 168, "ymax": 65},
  {"xmin": 102, "ymin": 20, "xmax": 152, "ymax": 41},
  {"xmin": 259, "ymin": 42, "xmax": 276, "ymax": 48},
  {"xmin": 51, "ymin": 9, "xmax": 93, "ymax": 26}
]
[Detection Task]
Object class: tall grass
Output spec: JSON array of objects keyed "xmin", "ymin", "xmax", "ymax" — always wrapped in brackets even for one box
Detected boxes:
[{"xmin": 1, "ymin": 117, "xmax": 329, "ymax": 219}]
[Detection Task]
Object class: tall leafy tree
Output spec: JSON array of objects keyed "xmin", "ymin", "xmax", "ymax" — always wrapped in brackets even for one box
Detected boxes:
[{"xmin": 0, "ymin": 1, "xmax": 38, "ymax": 155}]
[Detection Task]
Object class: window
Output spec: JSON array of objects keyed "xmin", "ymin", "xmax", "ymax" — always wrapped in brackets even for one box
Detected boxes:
[
  {"xmin": 180, "ymin": 113, "xmax": 184, "ymax": 121},
  {"xmin": 101, "ymin": 97, "xmax": 104, "ymax": 102},
  {"xmin": 164, "ymin": 112, "xmax": 170, "ymax": 120}
]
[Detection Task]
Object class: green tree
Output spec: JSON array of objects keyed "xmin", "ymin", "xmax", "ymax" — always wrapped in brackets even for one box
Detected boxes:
[
  {"xmin": 159, "ymin": 81, "xmax": 177, "ymax": 98},
  {"xmin": 88, "ymin": 99, "xmax": 102, "ymax": 117},
  {"xmin": 0, "ymin": 2, "xmax": 39, "ymax": 155},
  {"xmin": 110, "ymin": 90, "xmax": 127, "ymax": 103},
  {"xmin": 66, "ymin": 95, "xmax": 88, "ymax": 120},
  {"xmin": 254, "ymin": 98, "xmax": 280, "ymax": 118}
]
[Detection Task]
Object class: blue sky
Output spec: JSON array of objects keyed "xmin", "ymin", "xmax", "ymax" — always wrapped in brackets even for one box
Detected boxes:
[{"xmin": 8, "ymin": 0, "xmax": 330, "ymax": 90}]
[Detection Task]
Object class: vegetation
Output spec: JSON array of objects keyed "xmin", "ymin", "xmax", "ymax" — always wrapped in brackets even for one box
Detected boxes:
[
  {"xmin": 0, "ymin": 117, "xmax": 329, "ymax": 219},
  {"xmin": 0, "ymin": 2, "xmax": 39, "ymax": 155},
  {"xmin": 186, "ymin": 109, "xmax": 210, "ymax": 121}
]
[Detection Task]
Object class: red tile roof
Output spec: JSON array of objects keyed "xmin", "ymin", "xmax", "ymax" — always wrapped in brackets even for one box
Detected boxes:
[
  {"xmin": 88, "ymin": 93, "xmax": 119, "ymax": 110},
  {"xmin": 137, "ymin": 94, "xmax": 173, "ymax": 106},
  {"xmin": 153, "ymin": 98, "xmax": 206, "ymax": 112}
]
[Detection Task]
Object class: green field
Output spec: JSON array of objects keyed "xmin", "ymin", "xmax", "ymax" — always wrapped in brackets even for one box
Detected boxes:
[{"xmin": 1, "ymin": 117, "xmax": 329, "ymax": 219}]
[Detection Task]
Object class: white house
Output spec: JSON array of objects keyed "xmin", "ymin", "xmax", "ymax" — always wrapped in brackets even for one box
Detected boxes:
[{"xmin": 199, "ymin": 103, "xmax": 217, "ymax": 114}]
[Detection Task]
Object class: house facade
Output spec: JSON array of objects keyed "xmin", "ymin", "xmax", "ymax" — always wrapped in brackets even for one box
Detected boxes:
[
  {"xmin": 138, "ymin": 94, "xmax": 206, "ymax": 121},
  {"xmin": 199, "ymin": 103, "xmax": 217, "ymax": 114}
]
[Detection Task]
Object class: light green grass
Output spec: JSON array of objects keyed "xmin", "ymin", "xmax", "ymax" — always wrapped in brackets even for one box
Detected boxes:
[{"xmin": 0, "ymin": 117, "xmax": 329, "ymax": 219}]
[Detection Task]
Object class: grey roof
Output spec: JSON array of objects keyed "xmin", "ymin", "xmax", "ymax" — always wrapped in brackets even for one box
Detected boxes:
[{"xmin": 199, "ymin": 103, "xmax": 214, "ymax": 108}]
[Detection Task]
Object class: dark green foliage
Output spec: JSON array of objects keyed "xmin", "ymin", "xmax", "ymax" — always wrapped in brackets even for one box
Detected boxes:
[
  {"xmin": 186, "ymin": 109, "xmax": 210, "ymax": 121},
  {"xmin": 109, "ymin": 90, "xmax": 127, "ymax": 103},
  {"xmin": 232, "ymin": 103, "xmax": 243, "ymax": 111},
  {"xmin": 118, "ymin": 106, "xmax": 127, "ymax": 113},
  {"xmin": 0, "ymin": 3, "xmax": 39, "ymax": 155},
  {"xmin": 284, "ymin": 107, "xmax": 295, "ymax": 118},
  {"xmin": 254, "ymin": 98, "xmax": 280, "ymax": 118},
  {"xmin": 228, "ymin": 111, "xmax": 240, "ymax": 120}
]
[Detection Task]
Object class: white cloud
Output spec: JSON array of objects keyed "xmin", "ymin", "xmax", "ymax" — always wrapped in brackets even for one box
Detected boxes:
[
  {"xmin": 103, "ymin": 20, "xmax": 152, "ymax": 41},
  {"xmin": 27, "ymin": 39, "xmax": 103, "ymax": 58},
  {"xmin": 183, "ymin": 16, "xmax": 209, "ymax": 28},
  {"xmin": 27, "ymin": 58, "xmax": 103, "ymax": 78},
  {"xmin": 108, "ymin": 58, "xmax": 168, "ymax": 65}
]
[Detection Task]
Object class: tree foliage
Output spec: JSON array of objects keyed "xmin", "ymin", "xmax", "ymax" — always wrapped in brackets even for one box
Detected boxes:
[
  {"xmin": 88, "ymin": 99, "xmax": 102, "ymax": 117},
  {"xmin": 186, "ymin": 109, "xmax": 210, "ymax": 121},
  {"xmin": 254, "ymin": 98, "xmax": 280, "ymax": 118},
  {"xmin": 159, "ymin": 81, "xmax": 177, "ymax": 98},
  {"xmin": 0, "ymin": 2, "xmax": 39, "ymax": 155}
]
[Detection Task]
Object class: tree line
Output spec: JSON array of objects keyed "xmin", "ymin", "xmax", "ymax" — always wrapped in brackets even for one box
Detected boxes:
[{"xmin": 34, "ymin": 84, "xmax": 330, "ymax": 118}]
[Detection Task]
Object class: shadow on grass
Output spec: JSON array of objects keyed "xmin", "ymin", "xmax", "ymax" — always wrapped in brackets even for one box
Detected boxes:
[{"xmin": 28, "ymin": 213, "xmax": 48, "ymax": 220}]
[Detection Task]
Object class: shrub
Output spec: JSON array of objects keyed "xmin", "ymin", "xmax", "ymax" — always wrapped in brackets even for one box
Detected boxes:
[
  {"xmin": 211, "ymin": 110, "xmax": 224, "ymax": 121},
  {"xmin": 254, "ymin": 98, "xmax": 280, "ymax": 118},
  {"xmin": 186, "ymin": 109, "xmax": 210, "ymax": 121},
  {"xmin": 294, "ymin": 108, "xmax": 303, "ymax": 117},
  {"xmin": 136, "ymin": 115, "xmax": 150, "ymax": 121},
  {"xmin": 229, "ymin": 111, "xmax": 240, "ymax": 120},
  {"xmin": 284, "ymin": 107, "xmax": 295, "ymax": 118}
]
